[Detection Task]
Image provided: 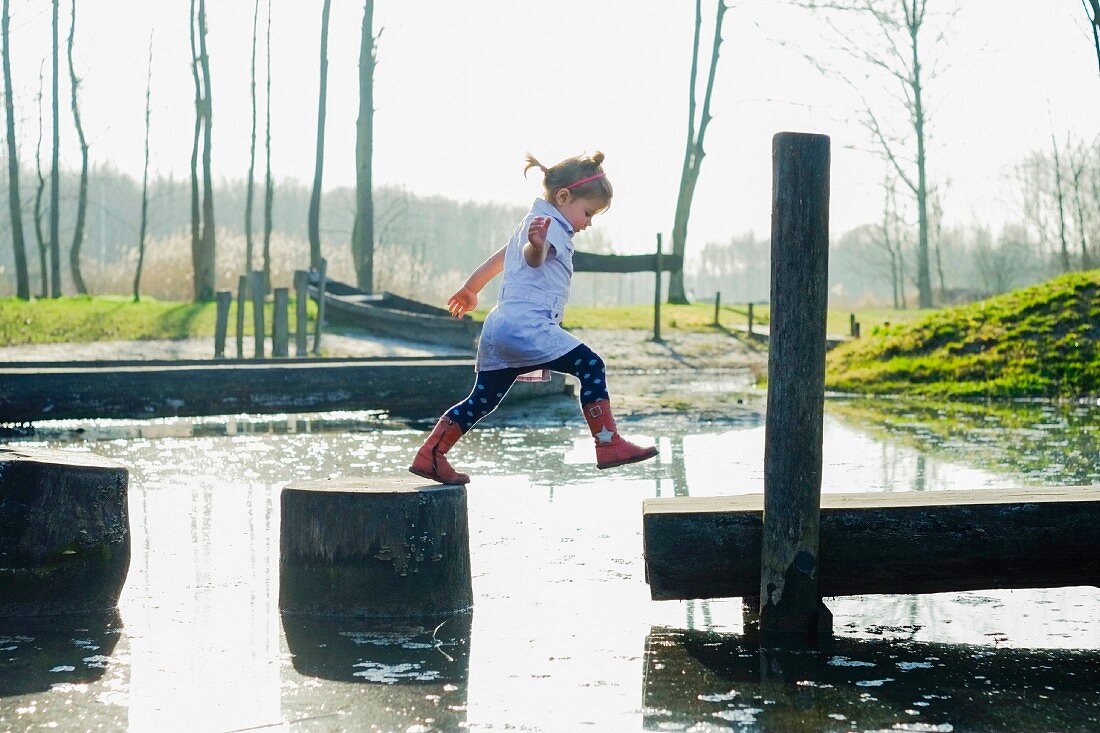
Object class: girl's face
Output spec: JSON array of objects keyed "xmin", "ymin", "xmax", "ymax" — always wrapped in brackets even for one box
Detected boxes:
[{"xmin": 553, "ymin": 191, "xmax": 608, "ymax": 233}]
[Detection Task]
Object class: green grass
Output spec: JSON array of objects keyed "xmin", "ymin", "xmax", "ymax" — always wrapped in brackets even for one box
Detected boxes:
[
  {"xmin": 826, "ymin": 270, "xmax": 1100, "ymax": 399},
  {"xmin": 0, "ymin": 295, "xmax": 313, "ymax": 346}
]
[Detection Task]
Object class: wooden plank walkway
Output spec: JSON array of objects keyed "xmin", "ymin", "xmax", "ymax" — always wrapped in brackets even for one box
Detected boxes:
[{"xmin": 643, "ymin": 486, "xmax": 1100, "ymax": 600}]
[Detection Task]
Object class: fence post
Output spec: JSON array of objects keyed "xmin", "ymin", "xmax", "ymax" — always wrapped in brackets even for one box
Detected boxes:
[
  {"xmin": 652, "ymin": 234, "xmax": 663, "ymax": 343},
  {"xmin": 760, "ymin": 131, "xmax": 832, "ymax": 637},
  {"xmin": 747, "ymin": 302, "xmax": 755, "ymax": 337},
  {"xmin": 713, "ymin": 291, "xmax": 721, "ymax": 327},
  {"xmin": 294, "ymin": 270, "xmax": 309, "ymax": 357},
  {"xmin": 250, "ymin": 270, "xmax": 266, "ymax": 359},
  {"xmin": 235, "ymin": 275, "xmax": 248, "ymax": 359},
  {"xmin": 214, "ymin": 291, "xmax": 232, "ymax": 359},
  {"xmin": 273, "ymin": 288, "xmax": 289, "ymax": 357},
  {"xmin": 312, "ymin": 258, "xmax": 327, "ymax": 356}
]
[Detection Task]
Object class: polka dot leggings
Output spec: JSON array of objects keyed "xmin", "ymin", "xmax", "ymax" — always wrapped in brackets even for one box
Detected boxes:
[{"xmin": 445, "ymin": 344, "xmax": 609, "ymax": 433}]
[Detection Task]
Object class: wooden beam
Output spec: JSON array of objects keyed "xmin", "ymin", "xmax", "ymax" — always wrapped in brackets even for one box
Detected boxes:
[
  {"xmin": 572, "ymin": 251, "xmax": 684, "ymax": 274},
  {"xmin": 643, "ymin": 486, "xmax": 1100, "ymax": 600}
]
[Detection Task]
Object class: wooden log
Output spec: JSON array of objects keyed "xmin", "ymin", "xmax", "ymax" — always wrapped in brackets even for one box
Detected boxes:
[
  {"xmin": 272, "ymin": 287, "xmax": 289, "ymax": 357},
  {"xmin": 213, "ymin": 290, "xmax": 231, "ymax": 358},
  {"xmin": 0, "ymin": 447, "xmax": 130, "ymax": 615},
  {"xmin": 280, "ymin": 476, "xmax": 472, "ymax": 619},
  {"xmin": 294, "ymin": 269, "xmax": 309, "ymax": 357},
  {"xmin": 250, "ymin": 270, "xmax": 266, "ymax": 359},
  {"xmin": 761, "ymin": 131, "xmax": 831, "ymax": 634},
  {"xmin": 643, "ymin": 486, "xmax": 1100, "ymax": 600}
]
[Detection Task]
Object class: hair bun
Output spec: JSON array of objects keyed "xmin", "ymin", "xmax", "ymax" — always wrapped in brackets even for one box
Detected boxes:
[{"xmin": 591, "ymin": 151, "xmax": 605, "ymax": 166}]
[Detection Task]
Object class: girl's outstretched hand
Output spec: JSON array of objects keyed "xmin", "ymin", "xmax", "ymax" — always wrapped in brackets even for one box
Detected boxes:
[
  {"xmin": 528, "ymin": 216, "xmax": 550, "ymax": 249},
  {"xmin": 448, "ymin": 286, "xmax": 478, "ymax": 318}
]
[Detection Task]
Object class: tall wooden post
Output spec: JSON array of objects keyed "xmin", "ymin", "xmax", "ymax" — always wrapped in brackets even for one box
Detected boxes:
[
  {"xmin": 250, "ymin": 270, "xmax": 266, "ymax": 359},
  {"xmin": 272, "ymin": 287, "xmax": 289, "ymax": 357},
  {"xmin": 759, "ymin": 132, "xmax": 831, "ymax": 636},
  {"xmin": 747, "ymin": 302, "xmax": 754, "ymax": 337},
  {"xmin": 214, "ymin": 290, "xmax": 231, "ymax": 358},
  {"xmin": 294, "ymin": 270, "xmax": 309, "ymax": 357},
  {"xmin": 235, "ymin": 274, "xmax": 248, "ymax": 359},
  {"xmin": 712, "ymin": 292, "xmax": 721, "ymax": 326},
  {"xmin": 312, "ymin": 258, "xmax": 327, "ymax": 355},
  {"xmin": 652, "ymin": 233, "xmax": 663, "ymax": 343}
]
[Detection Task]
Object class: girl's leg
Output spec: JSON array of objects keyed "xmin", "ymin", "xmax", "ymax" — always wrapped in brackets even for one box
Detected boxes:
[
  {"xmin": 543, "ymin": 344, "xmax": 657, "ymax": 469},
  {"xmin": 409, "ymin": 368, "xmax": 521, "ymax": 484}
]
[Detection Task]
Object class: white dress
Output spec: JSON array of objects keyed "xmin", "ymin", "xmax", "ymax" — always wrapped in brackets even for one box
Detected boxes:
[{"xmin": 475, "ymin": 198, "xmax": 582, "ymax": 377}]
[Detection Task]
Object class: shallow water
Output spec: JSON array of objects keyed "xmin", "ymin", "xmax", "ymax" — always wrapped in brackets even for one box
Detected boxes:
[{"xmin": 2, "ymin": 379, "xmax": 1098, "ymax": 732}]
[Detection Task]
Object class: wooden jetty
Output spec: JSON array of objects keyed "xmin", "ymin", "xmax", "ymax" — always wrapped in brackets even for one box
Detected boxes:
[
  {"xmin": 0, "ymin": 357, "xmax": 570, "ymax": 423},
  {"xmin": 643, "ymin": 486, "xmax": 1100, "ymax": 600}
]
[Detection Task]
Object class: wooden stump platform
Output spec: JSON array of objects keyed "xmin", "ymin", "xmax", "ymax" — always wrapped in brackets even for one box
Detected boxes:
[
  {"xmin": 0, "ymin": 446, "xmax": 130, "ymax": 615},
  {"xmin": 280, "ymin": 476, "xmax": 472, "ymax": 619},
  {"xmin": 644, "ymin": 486, "xmax": 1100, "ymax": 600}
]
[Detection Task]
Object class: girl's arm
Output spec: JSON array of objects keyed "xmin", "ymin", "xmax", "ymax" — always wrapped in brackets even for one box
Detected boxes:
[
  {"xmin": 522, "ymin": 216, "xmax": 552, "ymax": 268},
  {"xmin": 448, "ymin": 245, "xmax": 507, "ymax": 318}
]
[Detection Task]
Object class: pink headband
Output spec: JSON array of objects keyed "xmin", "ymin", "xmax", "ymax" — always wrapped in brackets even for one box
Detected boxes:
[{"xmin": 565, "ymin": 172, "xmax": 606, "ymax": 190}]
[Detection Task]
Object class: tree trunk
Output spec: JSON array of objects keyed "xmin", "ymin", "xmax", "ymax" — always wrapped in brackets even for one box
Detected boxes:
[
  {"xmin": 66, "ymin": 0, "xmax": 88, "ymax": 295},
  {"xmin": 197, "ymin": 0, "xmax": 216, "ymax": 302},
  {"xmin": 1087, "ymin": 0, "xmax": 1100, "ymax": 76},
  {"xmin": 2, "ymin": 0, "xmax": 30, "ymax": 299},
  {"xmin": 1051, "ymin": 134, "xmax": 1072, "ymax": 272},
  {"xmin": 308, "ymin": 0, "xmax": 332, "ymax": 271},
  {"xmin": 48, "ymin": 0, "xmax": 61, "ymax": 297},
  {"xmin": 33, "ymin": 61, "xmax": 46, "ymax": 298},
  {"xmin": 1069, "ymin": 155, "xmax": 1093, "ymax": 270},
  {"xmin": 262, "ymin": 0, "xmax": 273, "ymax": 290},
  {"xmin": 909, "ymin": 11, "xmax": 932, "ymax": 308},
  {"xmin": 244, "ymin": 0, "xmax": 259, "ymax": 276},
  {"xmin": 188, "ymin": 0, "xmax": 202, "ymax": 300},
  {"xmin": 351, "ymin": 0, "xmax": 376, "ymax": 292},
  {"xmin": 668, "ymin": 0, "xmax": 726, "ymax": 305},
  {"xmin": 133, "ymin": 31, "xmax": 153, "ymax": 303}
]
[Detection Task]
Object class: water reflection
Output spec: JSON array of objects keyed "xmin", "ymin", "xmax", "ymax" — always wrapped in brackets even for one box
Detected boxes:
[
  {"xmin": 0, "ymin": 384, "xmax": 1096, "ymax": 730},
  {"xmin": 0, "ymin": 610, "xmax": 128, "ymax": 729},
  {"xmin": 642, "ymin": 626, "xmax": 1100, "ymax": 732},
  {"xmin": 281, "ymin": 613, "xmax": 470, "ymax": 730}
]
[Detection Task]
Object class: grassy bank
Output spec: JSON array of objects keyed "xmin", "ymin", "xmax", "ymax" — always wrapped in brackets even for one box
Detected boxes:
[
  {"xmin": 0, "ymin": 296, "xmax": 311, "ymax": 346},
  {"xmin": 826, "ymin": 270, "xmax": 1100, "ymax": 399}
]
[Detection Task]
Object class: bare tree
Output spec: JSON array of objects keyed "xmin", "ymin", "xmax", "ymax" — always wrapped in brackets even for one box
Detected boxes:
[
  {"xmin": 134, "ymin": 30, "xmax": 153, "ymax": 302},
  {"xmin": 48, "ymin": 0, "xmax": 60, "ymax": 297},
  {"xmin": 1085, "ymin": 0, "xmax": 1100, "ymax": 76},
  {"xmin": 308, "ymin": 0, "xmax": 332, "ymax": 271},
  {"xmin": 877, "ymin": 175, "xmax": 908, "ymax": 309},
  {"xmin": 189, "ymin": 0, "xmax": 215, "ymax": 301},
  {"xmin": 668, "ymin": 0, "xmax": 728, "ymax": 304},
  {"xmin": 259, "ymin": 0, "xmax": 272, "ymax": 286},
  {"xmin": 33, "ymin": 59, "xmax": 46, "ymax": 297},
  {"xmin": 1067, "ymin": 140, "xmax": 1094, "ymax": 270},
  {"xmin": 260, "ymin": 0, "xmax": 271, "ymax": 286},
  {"xmin": 66, "ymin": 0, "xmax": 89, "ymax": 294},
  {"xmin": 351, "ymin": 0, "xmax": 378, "ymax": 292},
  {"xmin": 2, "ymin": 0, "xmax": 30, "ymax": 298},
  {"xmin": 197, "ymin": 0, "xmax": 215, "ymax": 300},
  {"xmin": 1050, "ymin": 133, "xmax": 1073, "ymax": 272},
  {"xmin": 800, "ymin": 0, "xmax": 954, "ymax": 308},
  {"xmin": 245, "ymin": 0, "xmax": 259, "ymax": 276}
]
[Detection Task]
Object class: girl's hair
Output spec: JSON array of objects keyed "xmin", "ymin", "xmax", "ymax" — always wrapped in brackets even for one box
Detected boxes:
[{"xmin": 524, "ymin": 151, "xmax": 613, "ymax": 204}]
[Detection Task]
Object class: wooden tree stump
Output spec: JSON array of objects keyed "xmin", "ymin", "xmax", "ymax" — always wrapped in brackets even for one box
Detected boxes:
[
  {"xmin": 280, "ymin": 477, "xmax": 472, "ymax": 618},
  {"xmin": 0, "ymin": 447, "xmax": 130, "ymax": 615}
]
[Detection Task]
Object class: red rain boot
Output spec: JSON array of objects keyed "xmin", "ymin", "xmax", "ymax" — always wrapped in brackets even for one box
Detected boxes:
[
  {"xmin": 409, "ymin": 417, "xmax": 471, "ymax": 485},
  {"xmin": 582, "ymin": 399, "xmax": 658, "ymax": 470}
]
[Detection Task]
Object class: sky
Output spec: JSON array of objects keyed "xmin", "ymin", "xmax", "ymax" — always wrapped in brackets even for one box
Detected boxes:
[{"xmin": 3, "ymin": 0, "xmax": 1099, "ymax": 255}]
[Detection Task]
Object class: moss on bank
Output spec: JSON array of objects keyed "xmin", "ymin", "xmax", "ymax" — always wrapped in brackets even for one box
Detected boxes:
[{"xmin": 825, "ymin": 270, "xmax": 1100, "ymax": 399}]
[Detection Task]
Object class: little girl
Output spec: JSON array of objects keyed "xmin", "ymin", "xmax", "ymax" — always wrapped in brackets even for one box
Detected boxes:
[{"xmin": 409, "ymin": 151, "xmax": 658, "ymax": 485}]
